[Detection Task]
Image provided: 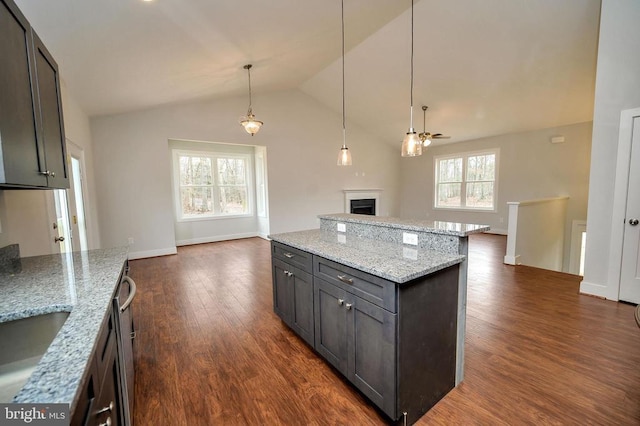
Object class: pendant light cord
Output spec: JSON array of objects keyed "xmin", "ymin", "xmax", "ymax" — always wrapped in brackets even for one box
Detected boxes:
[
  {"xmin": 341, "ymin": 0, "xmax": 346, "ymax": 147},
  {"xmin": 246, "ymin": 65, "xmax": 253, "ymax": 114},
  {"xmin": 409, "ymin": 0, "xmax": 414, "ymax": 129}
]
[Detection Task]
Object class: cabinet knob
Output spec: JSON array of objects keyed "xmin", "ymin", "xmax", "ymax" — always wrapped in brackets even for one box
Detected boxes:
[
  {"xmin": 283, "ymin": 252, "xmax": 295, "ymax": 258},
  {"xmin": 39, "ymin": 170, "xmax": 51, "ymax": 176},
  {"xmin": 50, "ymin": 171, "xmax": 55, "ymax": 177},
  {"xmin": 338, "ymin": 298, "xmax": 344, "ymax": 306},
  {"xmin": 98, "ymin": 418, "xmax": 112, "ymax": 426},
  {"xmin": 96, "ymin": 401, "xmax": 114, "ymax": 414},
  {"xmin": 283, "ymin": 270, "xmax": 293, "ymax": 277},
  {"xmin": 345, "ymin": 303, "xmax": 352, "ymax": 310}
]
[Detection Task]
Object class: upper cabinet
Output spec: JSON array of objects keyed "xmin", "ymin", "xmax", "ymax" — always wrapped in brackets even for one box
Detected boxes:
[{"xmin": 0, "ymin": 0, "xmax": 68, "ymax": 189}]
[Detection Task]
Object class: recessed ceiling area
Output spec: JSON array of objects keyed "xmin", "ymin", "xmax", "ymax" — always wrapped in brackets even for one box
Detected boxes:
[{"xmin": 15, "ymin": 0, "xmax": 601, "ymax": 145}]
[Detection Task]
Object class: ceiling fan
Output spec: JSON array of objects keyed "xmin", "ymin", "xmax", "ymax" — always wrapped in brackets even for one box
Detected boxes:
[{"xmin": 418, "ymin": 106, "xmax": 450, "ymax": 146}]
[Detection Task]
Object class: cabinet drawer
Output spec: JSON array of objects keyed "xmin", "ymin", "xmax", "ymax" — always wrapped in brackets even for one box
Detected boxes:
[
  {"xmin": 314, "ymin": 257, "xmax": 397, "ymax": 313},
  {"xmin": 271, "ymin": 242, "xmax": 313, "ymax": 273}
]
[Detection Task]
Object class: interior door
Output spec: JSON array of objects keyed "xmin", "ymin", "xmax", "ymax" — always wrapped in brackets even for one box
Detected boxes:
[
  {"xmin": 66, "ymin": 141, "xmax": 89, "ymax": 251},
  {"xmin": 619, "ymin": 115, "xmax": 640, "ymax": 303}
]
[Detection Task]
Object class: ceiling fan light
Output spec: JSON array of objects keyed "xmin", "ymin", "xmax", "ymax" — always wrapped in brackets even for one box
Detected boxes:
[
  {"xmin": 423, "ymin": 137, "xmax": 432, "ymax": 147},
  {"xmin": 401, "ymin": 130, "xmax": 422, "ymax": 157}
]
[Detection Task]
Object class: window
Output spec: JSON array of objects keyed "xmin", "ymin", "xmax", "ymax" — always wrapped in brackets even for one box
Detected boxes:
[
  {"xmin": 434, "ymin": 150, "xmax": 498, "ymax": 210},
  {"xmin": 174, "ymin": 151, "xmax": 252, "ymax": 220}
]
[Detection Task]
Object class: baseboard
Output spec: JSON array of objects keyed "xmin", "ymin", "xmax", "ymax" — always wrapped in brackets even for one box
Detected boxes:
[
  {"xmin": 258, "ymin": 233, "xmax": 271, "ymax": 240},
  {"xmin": 176, "ymin": 232, "xmax": 259, "ymax": 247},
  {"xmin": 128, "ymin": 247, "xmax": 177, "ymax": 260},
  {"xmin": 485, "ymin": 228, "xmax": 508, "ymax": 235},
  {"xmin": 579, "ymin": 280, "xmax": 618, "ymax": 301},
  {"xmin": 503, "ymin": 254, "xmax": 520, "ymax": 265}
]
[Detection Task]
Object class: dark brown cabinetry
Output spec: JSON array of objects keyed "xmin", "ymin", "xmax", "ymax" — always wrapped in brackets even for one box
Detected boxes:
[
  {"xmin": 271, "ymin": 241, "xmax": 461, "ymax": 424},
  {"xmin": 71, "ymin": 311, "xmax": 123, "ymax": 426},
  {"xmin": 71, "ymin": 263, "xmax": 135, "ymax": 426},
  {"xmin": 0, "ymin": 0, "xmax": 68, "ymax": 189}
]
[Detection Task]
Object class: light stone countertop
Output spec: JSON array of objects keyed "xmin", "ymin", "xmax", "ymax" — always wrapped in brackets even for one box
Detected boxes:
[
  {"xmin": 269, "ymin": 229, "xmax": 465, "ymax": 283},
  {"xmin": 0, "ymin": 247, "xmax": 128, "ymax": 410},
  {"xmin": 319, "ymin": 213, "xmax": 490, "ymax": 237}
]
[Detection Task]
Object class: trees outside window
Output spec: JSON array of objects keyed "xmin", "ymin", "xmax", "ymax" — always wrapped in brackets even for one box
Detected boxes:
[
  {"xmin": 175, "ymin": 151, "xmax": 250, "ymax": 219},
  {"xmin": 435, "ymin": 150, "xmax": 498, "ymax": 211}
]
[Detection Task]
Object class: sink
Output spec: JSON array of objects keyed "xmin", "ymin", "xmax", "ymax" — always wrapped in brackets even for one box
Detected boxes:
[{"xmin": 0, "ymin": 311, "xmax": 70, "ymax": 402}]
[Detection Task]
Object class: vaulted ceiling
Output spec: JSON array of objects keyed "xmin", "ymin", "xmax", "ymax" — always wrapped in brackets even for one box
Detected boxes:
[{"xmin": 15, "ymin": 0, "xmax": 601, "ymax": 145}]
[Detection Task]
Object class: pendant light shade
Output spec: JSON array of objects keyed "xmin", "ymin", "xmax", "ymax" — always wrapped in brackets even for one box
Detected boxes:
[
  {"xmin": 240, "ymin": 64, "xmax": 263, "ymax": 136},
  {"xmin": 336, "ymin": 0, "xmax": 352, "ymax": 166},
  {"xmin": 401, "ymin": 0, "xmax": 421, "ymax": 157}
]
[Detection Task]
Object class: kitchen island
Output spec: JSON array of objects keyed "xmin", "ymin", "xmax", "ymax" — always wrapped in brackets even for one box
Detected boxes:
[
  {"xmin": 0, "ymin": 247, "xmax": 131, "ymax": 424},
  {"xmin": 269, "ymin": 214, "xmax": 488, "ymax": 424}
]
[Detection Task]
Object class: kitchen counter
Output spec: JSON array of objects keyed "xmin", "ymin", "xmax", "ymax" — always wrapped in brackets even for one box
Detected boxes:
[
  {"xmin": 269, "ymin": 229, "xmax": 465, "ymax": 283},
  {"xmin": 0, "ymin": 247, "xmax": 128, "ymax": 409}
]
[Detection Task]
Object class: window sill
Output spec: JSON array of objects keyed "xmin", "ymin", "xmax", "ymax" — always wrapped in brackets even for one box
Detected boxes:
[
  {"xmin": 433, "ymin": 207, "xmax": 497, "ymax": 213},
  {"xmin": 177, "ymin": 213, "xmax": 254, "ymax": 223}
]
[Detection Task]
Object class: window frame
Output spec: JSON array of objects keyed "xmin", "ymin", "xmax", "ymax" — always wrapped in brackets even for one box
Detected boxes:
[
  {"xmin": 172, "ymin": 149, "xmax": 254, "ymax": 222},
  {"xmin": 433, "ymin": 148, "xmax": 499, "ymax": 212}
]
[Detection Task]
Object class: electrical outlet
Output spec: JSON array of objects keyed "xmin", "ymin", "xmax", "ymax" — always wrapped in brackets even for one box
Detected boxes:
[
  {"xmin": 337, "ymin": 223, "xmax": 346, "ymax": 232},
  {"xmin": 337, "ymin": 234, "xmax": 346, "ymax": 244},
  {"xmin": 128, "ymin": 237, "xmax": 134, "ymax": 245},
  {"xmin": 403, "ymin": 247, "xmax": 418, "ymax": 260},
  {"xmin": 403, "ymin": 232, "xmax": 418, "ymax": 246}
]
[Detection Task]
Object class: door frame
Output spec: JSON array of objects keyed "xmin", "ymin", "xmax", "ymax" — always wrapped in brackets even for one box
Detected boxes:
[
  {"xmin": 607, "ymin": 107, "xmax": 640, "ymax": 300},
  {"xmin": 66, "ymin": 140, "xmax": 89, "ymax": 251}
]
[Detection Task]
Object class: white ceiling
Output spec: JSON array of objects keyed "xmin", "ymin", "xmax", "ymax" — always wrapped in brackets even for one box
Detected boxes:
[{"xmin": 15, "ymin": 0, "xmax": 601, "ymax": 145}]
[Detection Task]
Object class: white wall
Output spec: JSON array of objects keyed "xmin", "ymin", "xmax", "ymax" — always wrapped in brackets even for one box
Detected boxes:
[
  {"xmin": 90, "ymin": 89, "xmax": 401, "ymax": 258},
  {"xmin": 0, "ymin": 82, "xmax": 99, "ymax": 257},
  {"xmin": 399, "ymin": 121, "xmax": 592, "ymax": 272},
  {"xmin": 581, "ymin": 0, "xmax": 640, "ymax": 300}
]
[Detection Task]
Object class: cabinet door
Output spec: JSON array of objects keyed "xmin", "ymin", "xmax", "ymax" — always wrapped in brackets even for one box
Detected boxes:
[
  {"xmin": 289, "ymin": 267, "xmax": 314, "ymax": 346},
  {"xmin": 33, "ymin": 32, "xmax": 68, "ymax": 188},
  {"xmin": 272, "ymin": 258, "xmax": 293, "ymax": 323},
  {"xmin": 347, "ymin": 297, "xmax": 397, "ymax": 419},
  {"xmin": 0, "ymin": 0, "xmax": 46, "ymax": 187},
  {"xmin": 94, "ymin": 337, "xmax": 123, "ymax": 426},
  {"xmin": 314, "ymin": 278, "xmax": 348, "ymax": 375}
]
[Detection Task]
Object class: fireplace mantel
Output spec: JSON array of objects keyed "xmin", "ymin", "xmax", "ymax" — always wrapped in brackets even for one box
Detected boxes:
[{"xmin": 343, "ymin": 189, "xmax": 382, "ymax": 216}]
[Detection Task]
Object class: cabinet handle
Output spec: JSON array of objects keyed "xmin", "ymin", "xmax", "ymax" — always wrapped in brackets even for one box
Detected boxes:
[
  {"xmin": 338, "ymin": 298, "xmax": 344, "ymax": 306},
  {"xmin": 345, "ymin": 303, "xmax": 352, "ymax": 310},
  {"xmin": 96, "ymin": 401, "xmax": 114, "ymax": 414},
  {"xmin": 283, "ymin": 270, "xmax": 293, "ymax": 277},
  {"xmin": 120, "ymin": 276, "xmax": 137, "ymax": 313},
  {"xmin": 337, "ymin": 275, "xmax": 353, "ymax": 284},
  {"xmin": 283, "ymin": 252, "xmax": 295, "ymax": 258},
  {"xmin": 39, "ymin": 170, "xmax": 51, "ymax": 176},
  {"xmin": 98, "ymin": 418, "xmax": 112, "ymax": 426}
]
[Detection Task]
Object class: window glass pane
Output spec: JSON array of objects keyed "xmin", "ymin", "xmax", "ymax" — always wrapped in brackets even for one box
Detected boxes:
[
  {"xmin": 437, "ymin": 183, "xmax": 462, "ymax": 207},
  {"xmin": 466, "ymin": 182, "xmax": 494, "ymax": 208},
  {"xmin": 438, "ymin": 158, "xmax": 463, "ymax": 183},
  {"xmin": 181, "ymin": 187, "xmax": 214, "ymax": 216},
  {"xmin": 180, "ymin": 156, "xmax": 212, "ymax": 185},
  {"xmin": 217, "ymin": 158, "xmax": 246, "ymax": 185},
  {"xmin": 218, "ymin": 187, "xmax": 247, "ymax": 214},
  {"xmin": 467, "ymin": 154, "xmax": 495, "ymax": 182}
]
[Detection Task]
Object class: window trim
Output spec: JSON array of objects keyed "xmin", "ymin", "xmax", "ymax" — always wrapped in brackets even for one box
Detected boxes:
[
  {"xmin": 433, "ymin": 148, "xmax": 499, "ymax": 212},
  {"xmin": 172, "ymin": 149, "xmax": 254, "ymax": 222}
]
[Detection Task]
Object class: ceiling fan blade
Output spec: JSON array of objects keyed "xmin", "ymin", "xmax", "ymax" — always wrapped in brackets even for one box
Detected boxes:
[{"xmin": 432, "ymin": 134, "xmax": 451, "ymax": 139}]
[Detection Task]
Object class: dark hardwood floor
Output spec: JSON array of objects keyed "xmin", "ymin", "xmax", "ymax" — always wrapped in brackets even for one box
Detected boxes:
[{"xmin": 129, "ymin": 234, "xmax": 640, "ymax": 425}]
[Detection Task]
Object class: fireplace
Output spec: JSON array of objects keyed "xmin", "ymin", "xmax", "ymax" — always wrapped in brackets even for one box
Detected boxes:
[
  {"xmin": 343, "ymin": 189, "xmax": 381, "ymax": 216},
  {"xmin": 350, "ymin": 199, "xmax": 376, "ymax": 215}
]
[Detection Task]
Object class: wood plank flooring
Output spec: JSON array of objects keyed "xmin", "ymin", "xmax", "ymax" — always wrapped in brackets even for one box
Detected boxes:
[{"xmin": 129, "ymin": 234, "xmax": 640, "ymax": 425}]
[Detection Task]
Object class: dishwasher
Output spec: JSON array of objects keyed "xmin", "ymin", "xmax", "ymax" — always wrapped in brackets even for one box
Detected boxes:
[{"xmin": 114, "ymin": 269, "xmax": 136, "ymax": 426}]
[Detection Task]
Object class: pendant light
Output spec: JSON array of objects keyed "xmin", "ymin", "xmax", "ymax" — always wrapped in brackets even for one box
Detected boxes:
[
  {"xmin": 240, "ymin": 64, "xmax": 263, "ymax": 136},
  {"xmin": 337, "ymin": 0, "xmax": 352, "ymax": 166},
  {"xmin": 400, "ymin": 0, "xmax": 422, "ymax": 157}
]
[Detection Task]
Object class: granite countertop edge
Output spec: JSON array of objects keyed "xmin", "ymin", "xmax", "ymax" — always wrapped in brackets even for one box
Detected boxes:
[
  {"xmin": 0, "ymin": 247, "xmax": 128, "ymax": 411},
  {"xmin": 269, "ymin": 230, "xmax": 465, "ymax": 284},
  {"xmin": 318, "ymin": 213, "xmax": 491, "ymax": 237}
]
